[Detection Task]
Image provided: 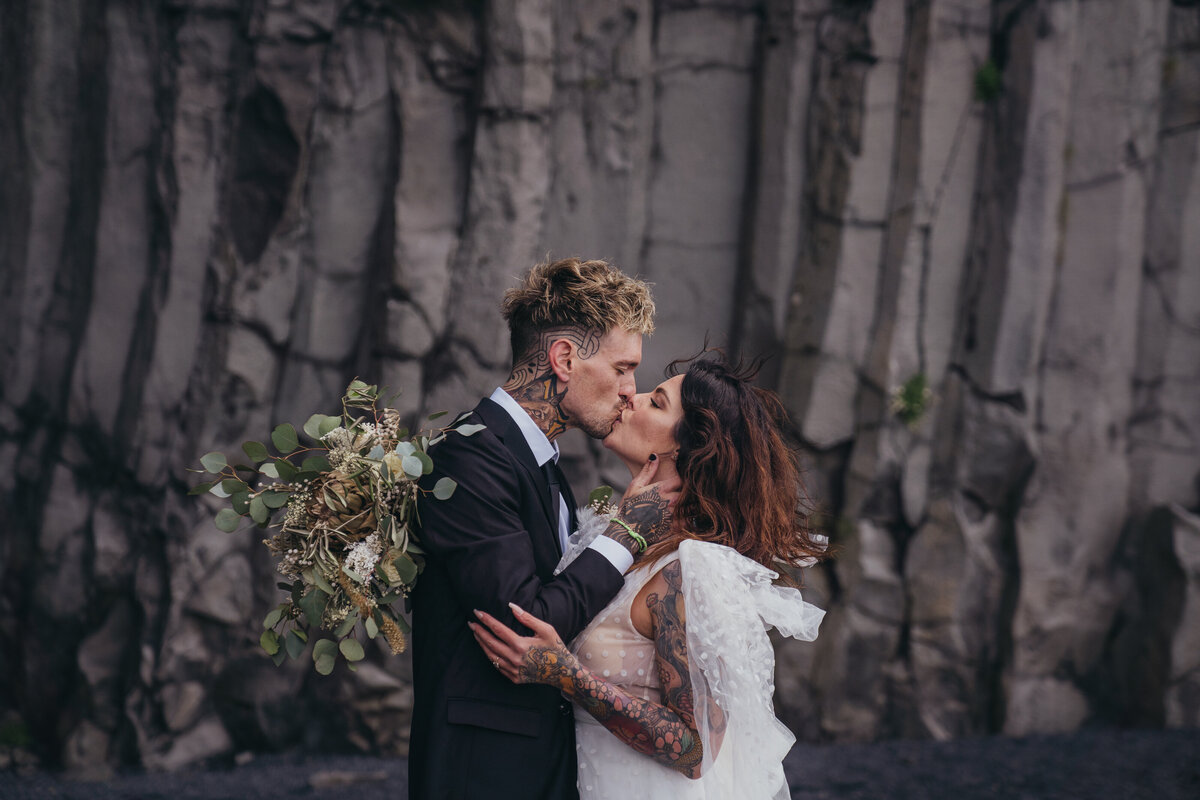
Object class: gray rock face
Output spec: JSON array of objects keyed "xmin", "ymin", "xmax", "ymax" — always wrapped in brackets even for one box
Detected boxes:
[{"xmin": 1, "ymin": 0, "xmax": 1198, "ymax": 771}]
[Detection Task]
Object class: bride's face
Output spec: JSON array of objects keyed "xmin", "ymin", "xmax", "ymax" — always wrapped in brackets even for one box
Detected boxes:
[{"xmin": 602, "ymin": 374, "xmax": 685, "ymax": 471}]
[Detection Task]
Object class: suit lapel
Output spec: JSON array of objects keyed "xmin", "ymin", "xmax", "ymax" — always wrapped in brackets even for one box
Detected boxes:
[{"xmin": 473, "ymin": 398, "xmax": 559, "ymax": 536}]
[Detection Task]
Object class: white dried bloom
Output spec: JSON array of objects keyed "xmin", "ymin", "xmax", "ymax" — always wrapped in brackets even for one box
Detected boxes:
[
  {"xmin": 328, "ymin": 447, "xmax": 353, "ymax": 471},
  {"xmin": 321, "ymin": 427, "xmax": 355, "ymax": 449},
  {"xmin": 344, "ymin": 533, "xmax": 383, "ymax": 578}
]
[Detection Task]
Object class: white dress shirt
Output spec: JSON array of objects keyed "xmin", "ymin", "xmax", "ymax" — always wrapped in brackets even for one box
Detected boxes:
[{"xmin": 489, "ymin": 388, "xmax": 633, "ymax": 574}]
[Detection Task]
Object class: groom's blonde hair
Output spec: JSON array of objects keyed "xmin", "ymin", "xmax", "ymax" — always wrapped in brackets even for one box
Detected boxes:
[{"xmin": 501, "ymin": 257, "xmax": 655, "ymax": 362}]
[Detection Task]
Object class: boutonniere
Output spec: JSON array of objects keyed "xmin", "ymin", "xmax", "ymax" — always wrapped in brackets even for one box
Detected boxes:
[{"xmin": 586, "ymin": 485, "xmax": 618, "ymax": 516}]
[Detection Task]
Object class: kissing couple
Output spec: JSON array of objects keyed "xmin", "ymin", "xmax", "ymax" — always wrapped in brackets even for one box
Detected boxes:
[{"xmin": 409, "ymin": 258, "xmax": 828, "ymax": 799}]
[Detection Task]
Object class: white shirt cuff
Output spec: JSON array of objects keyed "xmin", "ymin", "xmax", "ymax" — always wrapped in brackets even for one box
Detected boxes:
[{"xmin": 587, "ymin": 534, "xmax": 634, "ymax": 574}]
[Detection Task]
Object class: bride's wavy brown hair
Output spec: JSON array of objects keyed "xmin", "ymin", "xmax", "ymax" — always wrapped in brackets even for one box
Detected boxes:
[{"xmin": 642, "ymin": 354, "xmax": 828, "ymax": 571}]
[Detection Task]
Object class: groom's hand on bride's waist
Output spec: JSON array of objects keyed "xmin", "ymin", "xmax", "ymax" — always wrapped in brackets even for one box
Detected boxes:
[{"xmin": 604, "ymin": 455, "xmax": 681, "ymax": 556}]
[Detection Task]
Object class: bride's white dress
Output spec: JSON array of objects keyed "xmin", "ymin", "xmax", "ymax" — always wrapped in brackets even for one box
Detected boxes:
[{"xmin": 556, "ymin": 511, "xmax": 826, "ymax": 799}]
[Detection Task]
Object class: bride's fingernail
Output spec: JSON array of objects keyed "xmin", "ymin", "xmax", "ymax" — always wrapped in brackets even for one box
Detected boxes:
[
  {"xmin": 508, "ymin": 602, "xmax": 523, "ymax": 615},
  {"xmin": 473, "ymin": 609, "xmax": 483, "ymax": 619}
]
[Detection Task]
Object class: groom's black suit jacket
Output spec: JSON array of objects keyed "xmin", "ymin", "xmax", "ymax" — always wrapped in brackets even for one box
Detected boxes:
[{"xmin": 409, "ymin": 397, "xmax": 625, "ymax": 800}]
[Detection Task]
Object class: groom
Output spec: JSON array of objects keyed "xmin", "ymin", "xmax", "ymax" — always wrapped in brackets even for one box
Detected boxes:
[{"xmin": 410, "ymin": 258, "xmax": 677, "ymax": 800}]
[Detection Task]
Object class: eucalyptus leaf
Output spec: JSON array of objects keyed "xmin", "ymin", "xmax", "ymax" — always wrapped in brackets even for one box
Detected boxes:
[
  {"xmin": 271, "ymin": 648, "xmax": 288, "ymax": 667},
  {"xmin": 366, "ymin": 617, "xmax": 379, "ymax": 639},
  {"xmin": 271, "ymin": 423, "xmax": 300, "ymax": 454},
  {"xmin": 303, "ymin": 414, "xmax": 327, "ymax": 440},
  {"xmin": 366, "ymin": 445, "xmax": 384, "ymax": 460},
  {"xmin": 285, "ymin": 630, "xmax": 306, "ymax": 660},
  {"xmin": 259, "ymin": 461, "xmax": 279, "ymax": 479},
  {"xmin": 243, "ymin": 441, "xmax": 269, "ymax": 462},
  {"xmin": 310, "ymin": 568, "xmax": 335, "ymax": 596},
  {"xmin": 415, "ymin": 451, "xmax": 433, "ymax": 475},
  {"xmin": 273, "ymin": 458, "xmax": 298, "ymax": 481},
  {"xmin": 433, "ymin": 477, "xmax": 457, "ymax": 500},
  {"xmin": 343, "ymin": 565, "xmax": 367, "ymax": 585},
  {"xmin": 392, "ymin": 553, "xmax": 420, "ymax": 586},
  {"xmin": 292, "ymin": 628, "xmax": 308, "ymax": 642},
  {"xmin": 427, "ymin": 410, "xmax": 448, "ymax": 421},
  {"xmin": 200, "ymin": 452, "xmax": 227, "ymax": 473},
  {"xmin": 318, "ymin": 415, "xmax": 342, "ymax": 437},
  {"xmin": 215, "ymin": 508, "xmax": 240, "ymax": 533},
  {"xmin": 221, "ymin": 477, "xmax": 248, "ymax": 494},
  {"xmin": 301, "ymin": 455, "xmax": 330, "ymax": 473},
  {"xmin": 209, "ymin": 482, "xmax": 231, "ymax": 499},
  {"xmin": 314, "ymin": 654, "xmax": 335, "ymax": 675},
  {"xmin": 401, "ymin": 455, "xmax": 423, "ymax": 479},
  {"xmin": 249, "ymin": 495, "xmax": 269, "ymax": 524},
  {"xmin": 262, "ymin": 490, "xmax": 290, "ymax": 509},
  {"xmin": 456, "ymin": 423, "xmax": 486, "ymax": 437},
  {"xmin": 260, "ymin": 630, "xmax": 280, "ymax": 656},
  {"xmin": 187, "ymin": 481, "xmax": 215, "ymax": 496},
  {"xmin": 263, "ymin": 608, "xmax": 283, "ymax": 630},
  {"xmin": 313, "ymin": 639, "xmax": 339, "ymax": 659},
  {"xmin": 334, "ymin": 615, "xmax": 356, "ymax": 639},
  {"xmin": 231, "ymin": 491, "xmax": 250, "ymax": 515},
  {"xmin": 587, "ymin": 485, "xmax": 614, "ymax": 507},
  {"xmin": 346, "ymin": 660, "xmax": 358, "ymax": 672},
  {"xmin": 394, "ymin": 441, "xmax": 416, "ymax": 457},
  {"xmin": 298, "ymin": 589, "xmax": 328, "ymax": 627},
  {"xmin": 339, "ymin": 639, "xmax": 365, "ymax": 662}
]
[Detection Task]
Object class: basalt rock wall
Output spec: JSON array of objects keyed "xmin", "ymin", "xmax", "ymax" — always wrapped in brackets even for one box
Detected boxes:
[{"xmin": 1, "ymin": 0, "xmax": 1198, "ymax": 772}]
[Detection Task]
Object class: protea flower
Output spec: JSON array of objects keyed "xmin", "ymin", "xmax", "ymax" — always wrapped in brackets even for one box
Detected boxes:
[{"xmin": 309, "ymin": 473, "xmax": 376, "ymax": 539}]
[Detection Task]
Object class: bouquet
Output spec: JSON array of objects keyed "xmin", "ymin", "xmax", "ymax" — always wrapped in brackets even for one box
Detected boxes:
[{"xmin": 190, "ymin": 380, "xmax": 483, "ymax": 675}]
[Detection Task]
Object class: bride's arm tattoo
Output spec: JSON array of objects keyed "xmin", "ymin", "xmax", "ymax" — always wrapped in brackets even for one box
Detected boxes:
[
  {"xmin": 516, "ymin": 561, "xmax": 719, "ymax": 779},
  {"xmin": 502, "ymin": 326, "xmax": 603, "ymax": 440}
]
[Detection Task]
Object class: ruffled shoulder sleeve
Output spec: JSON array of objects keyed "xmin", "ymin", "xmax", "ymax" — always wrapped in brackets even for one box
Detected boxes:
[{"xmin": 677, "ymin": 539, "xmax": 825, "ymax": 799}]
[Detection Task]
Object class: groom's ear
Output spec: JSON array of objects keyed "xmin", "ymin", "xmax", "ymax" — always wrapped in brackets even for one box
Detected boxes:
[{"xmin": 547, "ymin": 337, "xmax": 574, "ymax": 383}]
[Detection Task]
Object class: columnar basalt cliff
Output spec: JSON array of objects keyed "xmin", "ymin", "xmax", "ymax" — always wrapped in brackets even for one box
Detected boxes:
[{"xmin": 1, "ymin": 0, "xmax": 1197, "ymax": 772}]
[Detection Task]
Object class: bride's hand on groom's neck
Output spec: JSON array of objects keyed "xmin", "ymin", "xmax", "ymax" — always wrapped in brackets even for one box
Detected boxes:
[{"xmin": 603, "ymin": 456, "xmax": 681, "ymax": 556}]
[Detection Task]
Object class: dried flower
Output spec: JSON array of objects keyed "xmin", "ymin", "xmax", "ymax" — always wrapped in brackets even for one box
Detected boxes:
[{"xmin": 345, "ymin": 533, "xmax": 383, "ymax": 578}]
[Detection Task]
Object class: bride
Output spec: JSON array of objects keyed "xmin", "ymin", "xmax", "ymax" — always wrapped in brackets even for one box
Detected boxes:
[{"xmin": 471, "ymin": 356, "xmax": 829, "ymax": 799}]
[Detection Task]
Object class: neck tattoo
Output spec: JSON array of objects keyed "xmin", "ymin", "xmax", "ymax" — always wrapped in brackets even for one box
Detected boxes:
[{"xmin": 502, "ymin": 326, "xmax": 602, "ymax": 442}]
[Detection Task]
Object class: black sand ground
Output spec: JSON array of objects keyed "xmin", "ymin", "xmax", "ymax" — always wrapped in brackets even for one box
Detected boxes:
[{"xmin": 1, "ymin": 727, "xmax": 1196, "ymax": 799}]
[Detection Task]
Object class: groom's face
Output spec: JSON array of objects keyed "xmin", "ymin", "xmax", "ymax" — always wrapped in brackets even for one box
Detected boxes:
[{"xmin": 561, "ymin": 328, "xmax": 642, "ymax": 439}]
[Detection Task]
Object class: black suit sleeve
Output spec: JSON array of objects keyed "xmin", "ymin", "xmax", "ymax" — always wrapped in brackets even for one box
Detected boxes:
[{"xmin": 417, "ymin": 429, "xmax": 624, "ymax": 643}]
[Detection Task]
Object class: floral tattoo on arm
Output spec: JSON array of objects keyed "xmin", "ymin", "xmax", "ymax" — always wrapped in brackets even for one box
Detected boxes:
[{"xmin": 515, "ymin": 561, "xmax": 722, "ymax": 779}]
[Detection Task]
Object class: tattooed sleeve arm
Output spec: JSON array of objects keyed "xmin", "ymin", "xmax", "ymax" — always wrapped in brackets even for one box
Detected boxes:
[{"xmin": 472, "ymin": 561, "xmax": 725, "ymax": 779}]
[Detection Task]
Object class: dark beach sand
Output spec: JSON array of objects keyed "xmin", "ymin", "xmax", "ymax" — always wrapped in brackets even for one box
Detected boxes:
[{"xmin": 1, "ymin": 727, "xmax": 1196, "ymax": 799}]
